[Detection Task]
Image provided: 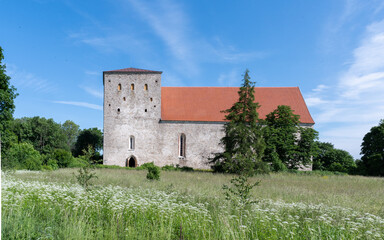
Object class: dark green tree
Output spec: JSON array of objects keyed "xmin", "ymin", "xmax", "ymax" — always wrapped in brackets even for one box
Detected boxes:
[
  {"xmin": 313, "ymin": 141, "xmax": 356, "ymax": 173},
  {"xmin": 73, "ymin": 128, "xmax": 103, "ymax": 162},
  {"xmin": 360, "ymin": 120, "xmax": 384, "ymax": 176},
  {"xmin": 0, "ymin": 46, "xmax": 18, "ymax": 159},
  {"xmin": 263, "ymin": 105, "xmax": 318, "ymax": 170},
  {"xmin": 210, "ymin": 69, "xmax": 267, "ymax": 175}
]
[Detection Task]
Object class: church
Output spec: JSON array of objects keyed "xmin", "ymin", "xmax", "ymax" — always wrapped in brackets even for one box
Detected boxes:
[{"xmin": 103, "ymin": 68, "xmax": 315, "ymax": 169}]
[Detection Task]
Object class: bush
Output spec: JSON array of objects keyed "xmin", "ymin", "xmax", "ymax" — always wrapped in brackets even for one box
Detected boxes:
[
  {"xmin": 146, "ymin": 163, "xmax": 160, "ymax": 180},
  {"xmin": 41, "ymin": 154, "xmax": 59, "ymax": 170},
  {"xmin": 136, "ymin": 162, "xmax": 156, "ymax": 170},
  {"xmin": 52, "ymin": 149, "xmax": 73, "ymax": 168},
  {"xmin": 5, "ymin": 142, "xmax": 42, "ymax": 170},
  {"xmin": 161, "ymin": 164, "xmax": 178, "ymax": 171}
]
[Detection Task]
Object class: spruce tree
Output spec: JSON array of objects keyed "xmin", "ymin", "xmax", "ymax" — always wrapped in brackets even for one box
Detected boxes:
[{"xmin": 211, "ymin": 69, "xmax": 267, "ymax": 175}]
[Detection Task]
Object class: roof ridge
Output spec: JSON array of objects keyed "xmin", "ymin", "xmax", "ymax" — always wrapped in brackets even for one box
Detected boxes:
[{"xmin": 104, "ymin": 67, "xmax": 162, "ymax": 73}]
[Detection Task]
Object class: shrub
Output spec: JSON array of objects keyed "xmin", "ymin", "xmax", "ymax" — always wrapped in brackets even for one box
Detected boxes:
[
  {"xmin": 146, "ymin": 163, "xmax": 161, "ymax": 180},
  {"xmin": 137, "ymin": 162, "xmax": 156, "ymax": 170},
  {"xmin": 161, "ymin": 164, "xmax": 178, "ymax": 171},
  {"xmin": 52, "ymin": 149, "xmax": 73, "ymax": 168},
  {"xmin": 74, "ymin": 146, "xmax": 97, "ymax": 190}
]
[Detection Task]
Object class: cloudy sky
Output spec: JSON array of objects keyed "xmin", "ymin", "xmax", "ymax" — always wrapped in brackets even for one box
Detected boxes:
[{"xmin": 1, "ymin": 0, "xmax": 383, "ymax": 158}]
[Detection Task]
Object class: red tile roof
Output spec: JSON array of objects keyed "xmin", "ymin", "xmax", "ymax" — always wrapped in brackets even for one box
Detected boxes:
[
  {"xmin": 104, "ymin": 68, "xmax": 162, "ymax": 74},
  {"xmin": 161, "ymin": 87, "xmax": 314, "ymax": 124}
]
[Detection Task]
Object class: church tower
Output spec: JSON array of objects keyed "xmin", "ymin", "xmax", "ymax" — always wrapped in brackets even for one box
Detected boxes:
[{"xmin": 103, "ymin": 68, "xmax": 162, "ymax": 167}]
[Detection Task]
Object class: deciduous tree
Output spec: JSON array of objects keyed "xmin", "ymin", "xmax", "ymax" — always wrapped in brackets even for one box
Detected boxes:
[
  {"xmin": 360, "ymin": 120, "xmax": 384, "ymax": 176},
  {"xmin": 263, "ymin": 105, "xmax": 318, "ymax": 170},
  {"xmin": 0, "ymin": 46, "xmax": 18, "ymax": 158},
  {"xmin": 313, "ymin": 141, "xmax": 356, "ymax": 173},
  {"xmin": 73, "ymin": 128, "xmax": 103, "ymax": 162}
]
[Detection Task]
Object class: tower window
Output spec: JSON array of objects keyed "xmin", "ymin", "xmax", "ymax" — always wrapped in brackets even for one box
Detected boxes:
[
  {"xmin": 129, "ymin": 136, "xmax": 135, "ymax": 150},
  {"xmin": 150, "ymin": 98, "xmax": 153, "ymax": 102},
  {"xmin": 131, "ymin": 84, "xmax": 135, "ymax": 90},
  {"xmin": 118, "ymin": 84, "xmax": 121, "ymax": 91},
  {"xmin": 144, "ymin": 84, "xmax": 148, "ymax": 91},
  {"xmin": 117, "ymin": 108, "xmax": 120, "ymax": 113},
  {"xmin": 145, "ymin": 109, "xmax": 147, "ymax": 112},
  {"xmin": 123, "ymin": 97, "xmax": 126, "ymax": 101},
  {"xmin": 179, "ymin": 134, "xmax": 186, "ymax": 158}
]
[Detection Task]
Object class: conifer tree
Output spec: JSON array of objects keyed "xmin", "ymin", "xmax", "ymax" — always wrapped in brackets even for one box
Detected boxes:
[{"xmin": 210, "ymin": 69, "xmax": 267, "ymax": 175}]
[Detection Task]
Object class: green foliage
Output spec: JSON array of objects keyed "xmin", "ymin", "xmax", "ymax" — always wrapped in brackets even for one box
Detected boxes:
[
  {"xmin": 4, "ymin": 142, "xmax": 42, "ymax": 170},
  {"xmin": 313, "ymin": 142, "xmax": 356, "ymax": 174},
  {"xmin": 263, "ymin": 105, "xmax": 318, "ymax": 170},
  {"xmin": 161, "ymin": 164, "xmax": 178, "ymax": 171},
  {"xmin": 360, "ymin": 119, "xmax": 384, "ymax": 176},
  {"xmin": 74, "ymin": 146, "xmax": 98, "ymax": 189},
  {"xmin": 73, "ymin": 128, "xmax": 103, "ymax": 160},
  {"xmin": 68, "ymin": 157, "xmax": 88, "ymax": 168},
  {"xmin": 62, "ymin": 120, "xmax": 80, "ymax": 152},
  {"xmin": 41, "ymin": 154, "xmax": 59, "ymax": 170},
  {"xmin": 223, "ymin": 175, "xmax": 259, "ymax": 208},
  {"xmin": 11, "ymin": 117, "xmax": 68, "ymax": 154},
  {"xmin": 211, "ymin": 69, "xmax": 267, "ymax": 175},
  {"xmin": 0, "ymin": 46, "xmax": 18, "ymax": 158},
  {"xmin": 146, "ymin": 162, "xmax": 161, "ymax": 180},
  {"xmin": 136, "ymin": 162, "xmax": 156, "ymax": 170},
  {"xmin": 51, "ymin": 148, "xmax": 73, "ymax": 168}
]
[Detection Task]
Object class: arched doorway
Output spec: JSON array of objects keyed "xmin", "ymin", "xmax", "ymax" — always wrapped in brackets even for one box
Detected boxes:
[{"xmin": 126, "ymin": 156, "xmax": 137, "ymax": 168}]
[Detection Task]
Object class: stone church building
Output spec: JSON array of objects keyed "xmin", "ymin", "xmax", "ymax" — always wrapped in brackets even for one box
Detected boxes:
[{"xmin": 103, "ymin": 68, "xmax": 315, "ymax": 169}]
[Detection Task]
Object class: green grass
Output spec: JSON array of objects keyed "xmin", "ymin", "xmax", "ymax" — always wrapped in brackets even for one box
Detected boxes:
[{"xmin": 2, "ymin": 169, "xmax": 384, "ymax": 239}]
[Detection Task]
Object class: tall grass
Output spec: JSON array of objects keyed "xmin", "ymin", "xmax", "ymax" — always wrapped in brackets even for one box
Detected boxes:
[{"xmin": 2, "ymin": 170, "xmax": 384, "ymax": 239}]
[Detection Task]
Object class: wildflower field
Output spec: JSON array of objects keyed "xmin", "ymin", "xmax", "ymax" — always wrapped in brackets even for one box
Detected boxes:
[{"xmin": 2, "ymin": 169, "xmax": 384, "ymax": 239}]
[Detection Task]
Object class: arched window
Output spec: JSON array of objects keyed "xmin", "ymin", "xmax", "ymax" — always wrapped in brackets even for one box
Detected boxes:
[
  {"xmin": 129, "ymin": 135, "xmax": 135, "ymax": 150},
  {"xmin": 144, "ymin": 84, "xmax": 148, "ymax": 91},
  {"xmin": 118, "ymin": 83, "xmax": 121, "ymax": 91},
  {"xmin": 179, "ymin": 133, "xmax": 186, "ymax": 158},
  {"xmin": 131, "ymin": 84, "xmax": 135, "ymax": 90}
]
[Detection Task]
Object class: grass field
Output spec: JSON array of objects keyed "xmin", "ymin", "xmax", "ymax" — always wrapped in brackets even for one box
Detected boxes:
[{"xmin": 2, "ymin": 169, "xmax": 384, "ymax": 239}]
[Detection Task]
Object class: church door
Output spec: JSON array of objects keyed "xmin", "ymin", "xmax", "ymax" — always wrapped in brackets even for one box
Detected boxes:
[{"xmin": 128, "ymin": 157, "xmax": 136, "ymax": 168}]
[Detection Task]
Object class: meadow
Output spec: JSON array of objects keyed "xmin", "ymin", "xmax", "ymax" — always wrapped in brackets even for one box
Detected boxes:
[{"xmin": 2, "ymin": 169, "xmax": 384, "ymax": 239}]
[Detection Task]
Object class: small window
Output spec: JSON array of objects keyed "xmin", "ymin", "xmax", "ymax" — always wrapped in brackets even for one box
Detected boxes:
[
  {"xmin": 145, "ymin": 109, "xmax": 147, "ymax": 112},
  {"xmin": 131, "ymin": 84, "xmax": 135, "ymax": 90},
  {"xmin": 144, "ymin": 84, "xmax": 148, "ymax": 91},
  {"xmin": 179, "ymin": 134, "xmax": 186, "ymax": 158},
  {"xmin": 150, "ymin": 98, "xmax": 153, "ymax": 102},
  {"xmin": 118, "ymin": 84, "xmax": 121, "ymax": 91},
  {"xmin": 129, "ymin": 136, "xmax": 135, "ymax": 150},
  {"xmin": 123, "ymin": 97, "xmax": 126, "ymax": 101},
  {"xmin": 117, "ymin": 108, "xmax": 120, "ymax": 113}
]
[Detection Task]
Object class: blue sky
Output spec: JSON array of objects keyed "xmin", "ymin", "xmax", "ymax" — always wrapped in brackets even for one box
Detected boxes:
[{"xmin": 1, "ymin": 0, "xmax": 384, "ymax": 158}]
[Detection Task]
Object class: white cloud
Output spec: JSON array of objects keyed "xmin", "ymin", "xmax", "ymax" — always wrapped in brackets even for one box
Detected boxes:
[
  {"xmin": 217, "ymin": 70, "xmax": 241, "ymax": 87},
  {"xmin": 308, "ymin": 18, "xmax": 384, "ymax": 158},
  {"xmin": 54, "ymin": 101, "xmax": 102, "ymax": 111},
  {"xmin": 82, "ymin": 86, "xmax": 103, "ymax": 99},
  {"xmin": 7, "ymin": 64, "xmax": 57, "ymax": 94}
]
